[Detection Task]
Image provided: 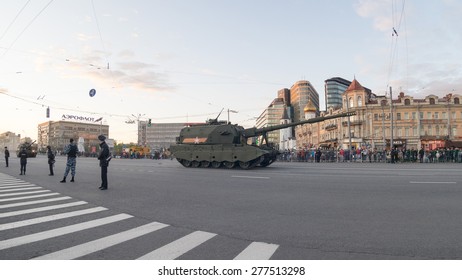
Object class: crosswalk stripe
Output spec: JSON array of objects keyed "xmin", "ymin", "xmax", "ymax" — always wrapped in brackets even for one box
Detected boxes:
[
  {"xmin": 0, "ymin": 196, "xmax": 71, "ymax": 209},
  {"xmin": 34, "ymin": 221, "xmax": 169, "ymax": 260},
  {"xmin": 0, "ymin": 187, "xmax": 42, "ymax": 193},
  {"xmin": 0, "ymin": 213, "xmax": 133, "ymax": 250},
  {"xmin": 0, "ymin": 201, "xmax": 88, "ymax": 218},
  {"xmin": 0, "ymin": 190, "xmax": 48, "ymax": 197},
  {"xmin": 0, "ymin": 207, "xmax": 108, "ymax": 231},
  {"xmin": 0, "ymin": 192, "xmax": 58, "ymax": 202},
  {"xmin": 0, "ymin": 184, "xmax": 35, "ymax": 190},
  {"xmin": 137, "ymin": 231, "xmax": 217, "ymax": 260},
  {"xmin": 233, "ymin": 242, "xmax": 279, "ymax": 260}
]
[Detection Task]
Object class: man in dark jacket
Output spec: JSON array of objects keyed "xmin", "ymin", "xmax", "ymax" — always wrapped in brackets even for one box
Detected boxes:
[
  {"xmin": 97, "ymin": 135, "xmax": 110, "ymax": 190},
  {"xmin": 60, "ymin": 138, "xmax": 78, "ymax": 183},
  {"xmin": 19, "ymin": 148, "xmax": 27, "ymax": 175},
  {"xmin": 4, "ymin": 147, "xmax": 9, "ymax": 167},
  {"xmin": 47, "ymin": 145, "xmax": 55, "ymax": 176}
]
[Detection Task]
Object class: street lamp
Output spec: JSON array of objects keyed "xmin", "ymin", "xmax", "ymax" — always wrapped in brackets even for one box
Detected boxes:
[{"xmin": 227, "ymin": 109, "xmax": 238, "ymax": 123}]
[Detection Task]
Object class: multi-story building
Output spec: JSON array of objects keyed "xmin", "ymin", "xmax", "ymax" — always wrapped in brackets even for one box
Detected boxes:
[
  {"xmin": 0, "ymin": 131, "xmax": 21, "ymax": 153},
  {"xmin": 290, "ymin": 80, "xmax": 320, "ymax": 122},
  {"xmin": 295, "ymin": 79, "xmax": 462, "ymax": 151},
  {"xmin": 324, "ymin": 77, "xmax": 351, "ymax": 110},
  {"xmin": 139, "ymin": 121, "xmax": 190, "ymax": 150},
  {"xmin": 37, "ymin": 120, "xmax": 109, "ymax": 153},
  {"xmin": 255, "ymin": 98, "xmax": 286, "ymax": 146}
]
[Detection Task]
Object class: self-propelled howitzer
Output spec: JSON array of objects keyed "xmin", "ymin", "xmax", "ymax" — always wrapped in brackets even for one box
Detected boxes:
[{"xmin": 170, "ymin": 111, "xmax": 355, "ymax": 169}]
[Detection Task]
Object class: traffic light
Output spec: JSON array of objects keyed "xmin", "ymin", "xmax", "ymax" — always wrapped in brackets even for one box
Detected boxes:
[
  {"xmin": 148, "ymin": 119, "xmax": 152, "ymax": 127},
  {"xmin": 46, "ymin": 107, "xmax": 50, "ymax": 118}
]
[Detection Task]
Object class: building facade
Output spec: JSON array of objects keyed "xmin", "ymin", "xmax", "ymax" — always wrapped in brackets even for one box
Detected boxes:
[
  {"xmin": 324, "ymin": 77, "xmax": 351, "ymax": 110},
  {"xmin": 37, "ymin": 120, "xmax": 109, "ymax": 154},
  {"xmin": 255, "ymin": 98, "xmax": 286, "ymax": 146},
  {"xmin": 0, "ymin": 131, "xmax": 21, "ymax": 153},
  {"xmin": 139, "ymin": 121, "xmax": 188, "ymax": 150},
  {"xmin": 290, "ymin": 80, "xmax": 320, "ymax": 122},
  {"xmin": 295, "ymin": 79, "xmax": 462, "ymax": 151}
]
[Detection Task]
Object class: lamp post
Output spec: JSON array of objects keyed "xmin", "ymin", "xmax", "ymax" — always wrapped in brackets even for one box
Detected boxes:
[{"xmin": 227, "ymin": 109, "xmax": 238, "ymax": 123}]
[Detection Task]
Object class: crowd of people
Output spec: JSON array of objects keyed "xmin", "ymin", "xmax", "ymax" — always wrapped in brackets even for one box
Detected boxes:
[{"xmin": 279, "ymin": 147, "xmax": 462, "ymax": 164}]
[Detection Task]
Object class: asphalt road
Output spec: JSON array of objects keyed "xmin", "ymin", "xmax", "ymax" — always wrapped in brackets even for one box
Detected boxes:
[{"xmin": 1, "ymin": 155, "xmax": 462, "ymax": 259}]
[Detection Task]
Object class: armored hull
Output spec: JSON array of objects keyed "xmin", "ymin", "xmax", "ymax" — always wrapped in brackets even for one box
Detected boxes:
[{"xmin": 170, "ymin": 143, "xmax": 278, "ymax": 169}]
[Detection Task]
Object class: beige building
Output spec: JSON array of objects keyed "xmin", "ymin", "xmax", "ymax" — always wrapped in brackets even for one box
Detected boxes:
[
  {"xmin": 295, "ymin": 79, "xmax": 462, "ymax": 151},
  {"xmin": 0, "ymin": 131, "xmax": 21, "ymax": 153},
  {"xmin": 38, "ymin": 120, "xmax": 109, "ymax": 154}
]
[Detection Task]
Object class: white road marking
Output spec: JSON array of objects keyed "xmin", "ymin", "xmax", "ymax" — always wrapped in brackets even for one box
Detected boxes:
[
  {"xmin": 0, "ymin": 183, "xmax": 35, "ymax": 188},
  {"xmin": 0, "ymin": 196, "xmax": 71, "ymax": 209},
  {"xmin": 409, "ymin": 181, "xmax": 457, "ymax": 184},
  {"xmin": 0, "ymin": 213, "xmax": 132, "ymax": 250},
  {"xmin": 0, "ymin": 190, "xmax": 49, "ymax": 197},
  {"xmin": 0, "ymin": 187, "xmax": 42, "ymax": 192},
  {"xmin": 0, "ymin": 192, "xmax": 58, "ymax": 202},
  {"xmin": 137, "ymin": 231, "xmax": 217, "ymax": 260},
  {"xmin": 234, "ymin": 242, "xmax": 279, "ymax": 260},
  {"xmin": 0, "ymin": 207, "xmax": 107, "ymax": 231},
  {"xmin": 231, "ymin": 175, "xmax": 270, "ymax": 179},
  {"xmin": 0, "ymin": 201, "xmax": 88, "ymax": 218},
  {"xmin": 34, "ymin": 222, "xmax": 169, "ymax": 260}
]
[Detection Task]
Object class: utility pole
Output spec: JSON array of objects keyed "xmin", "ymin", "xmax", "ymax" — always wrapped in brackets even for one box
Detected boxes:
[
  {"xmin": 389, "ymin": 86, "xmax": 394, "ymax": 152},
  {"xmin": 346, "ymin": 97, "xmax": 352, "ymax": 162}
]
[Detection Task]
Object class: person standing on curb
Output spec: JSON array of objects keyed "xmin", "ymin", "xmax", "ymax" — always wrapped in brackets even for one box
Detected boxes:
[
  {"xmin": 4, "ymin": 147, "xmax": 9, "ymax": 167},
  {"xmin": 47, "ymin": 145, "xmax": 55, "ymax": 176},
  {"xmin": 60, "ymin": 138, "xmax": 78, "ymax": 183},
  {"xmin": 97, "ymin": 135, "xmax": 110, "ymax": 190},
  {"xmin": 19, "ymin": 148, "xmax": 27, "ymax": 175}
]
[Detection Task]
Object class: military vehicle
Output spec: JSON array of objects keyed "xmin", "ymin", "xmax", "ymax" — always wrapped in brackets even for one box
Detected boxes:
[
  {"xmin": 170, "ymin": 111, "xmax": 356, "ymax": 169},
  {"xmin": 16, "ymin": 140, "xmax": 37, "ymax": 158}
]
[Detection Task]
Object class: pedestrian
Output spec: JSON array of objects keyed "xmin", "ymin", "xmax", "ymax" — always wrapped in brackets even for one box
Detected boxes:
[
  {"xmin": 60, "ymin": 138, "xmax": 78, "ymax": 183},
  {"xmin": 97, "ymin": 135, "xmax": 110, "ymax": 190},
  {"xmin": 47, "ymin": 145, "xmax": 55, "ymax": 176},
  {"xmin": 4, "ymin": 147, "xmax": 9, "ymax": 167},
  {"xmin": 19, "ymin": 148, "xmax": 27, "ymax": 175}
]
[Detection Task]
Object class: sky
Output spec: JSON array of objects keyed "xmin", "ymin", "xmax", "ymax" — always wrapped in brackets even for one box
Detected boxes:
[{"xmin": 1, "ymin": 0, "xmax": 461, "ymax": 144}]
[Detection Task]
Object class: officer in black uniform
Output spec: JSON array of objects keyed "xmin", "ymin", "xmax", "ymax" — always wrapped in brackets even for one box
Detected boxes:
[
  {"xmin": 4, "ymin": 147, "xmax": 9, "ymax": 167},
  {"xmin": 97, "ymin": 135, "xmax": 110, "ymax": 190},
  {"xmin": 19, "ymin": 148, "xmax": 27, "ymax": 175}
]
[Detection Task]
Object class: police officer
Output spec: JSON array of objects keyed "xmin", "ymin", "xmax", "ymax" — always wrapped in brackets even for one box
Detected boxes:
[
  {"xmin": 19, "ymin": 148, "xmax": 27, "ymax": 175},
  {"xmin": 47, "ymin": 145, "xmax": 55, "ymax": 176},
  {"xmin": 97, "ymin": 135, "xmax": 110, "ymax": 190},
  {"xmin": 60, "ymin": 138, "xmax": 78, "ymax": 183},
  {"xmin": 4, "ymin": 147, "xmax": 9, "ymax": 167}
]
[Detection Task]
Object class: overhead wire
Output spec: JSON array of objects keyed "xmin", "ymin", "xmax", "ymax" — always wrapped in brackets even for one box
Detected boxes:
[
  {"xmin": 0, "ymin": 0, "xmax": 54, "ymax": 59},
  {"xmin": 0, "ymin": 0, "xmax": 31, "ymax": 43}
]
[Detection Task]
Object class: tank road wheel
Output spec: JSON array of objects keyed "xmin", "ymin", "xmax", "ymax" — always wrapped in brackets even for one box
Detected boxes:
[
  {"xmin": 211, "ymin": 161, "xmax": 221, "ymax": 168},
  {"xmin": 181, "ymin": 159, "xmax": 191, "ymax": 167},
  {"xmin": 200, "ymin": 161, "xmax": 210, "ymax": 168},
  {"xmin": 223, "ymin": 161, "xmax": 235, "ymax": 169},
  {"xmin": 191, "ymin": 161, "xmax": 201, "ymax": 168},
  {"xmin": 238, "ymin": 161, "xmax": 252, "ymax": 170}
]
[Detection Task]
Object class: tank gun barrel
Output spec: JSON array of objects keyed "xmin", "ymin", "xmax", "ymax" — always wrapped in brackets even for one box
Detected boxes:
[{"xmin": 242, "ymin": 111, "xmax": 356, "ymax": 138}]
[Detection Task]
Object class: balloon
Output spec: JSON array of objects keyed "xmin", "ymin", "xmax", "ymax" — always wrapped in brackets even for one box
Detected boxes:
[{"xmin": 89, "ymin": 89, "xmax": 96, "ymax": 97}]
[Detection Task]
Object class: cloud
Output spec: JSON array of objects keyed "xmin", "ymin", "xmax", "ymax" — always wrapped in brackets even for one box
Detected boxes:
[{"xmin": 354, "ymin": 0, "xmax": 393, "ymax": 32}]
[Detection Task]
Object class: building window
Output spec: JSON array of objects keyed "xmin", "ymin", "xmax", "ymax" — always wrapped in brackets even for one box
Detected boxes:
[
  {"xmin": 412, "ymin": 112, "xmax": 416, "ymax": 120},
  {"xmin": 357, "ymin": 96, "xmax": 362, "ymax": 107},
  {"xmin": 442, "ymin": 112, "xmax": 447, "ymax": 119},
  {"xmin": 428, "ymin": 125, "xmax": 432, "ymax": 135},
  {"xmin": 427, "ymin": 112, "xmax": 432, "ymax": 119},
  {"xmin": 419, "ymin": 112, "xmax": 424, "ymax": 119},
  {"xmin": 429, "ymin": 98, "xmax": 435, "ymax": 105},
  {"xmin": 397, "ymin": 127, "xmax": 402, "ymax": 137},
  {"xmin": 434, "ymin": 112, "xmax": 439, "ymax": 119},
  {"xmin": 436, "ymin": 125, "xmax": 440, "ymax": 135},
  {"xmin": 397, "ymin": 113, "xmax": 401, "ymax": 120},
  {"xmin": 349, "ymin": 97, "xmax": 354, "ymax": 108},
  {"xmin": 452, "ymin": 112, "xmax": 456, "ymax": 119},
  {"xmin": 404, "ymin": 99, "xmax": 411, "ymax": 105},
  {"xmin": 413, "ymin": 127, "xmax": 417, "ymax": 136},
  {"xmin": 404, "ymin": 112, "xmax": 409, "ymax": 120},
  {"xmin": 453, "ymin": 127, "xmax": 457, "ymax": 136},
  {"xmin": 405, "ymin": 128, "xmax": 409, "ymax": 137},
  {"xmin": 454, "ymin": 98, "xmax": 460, "ymax": 104},
  {"xmin": 374, "ymin": 114, "xmax": 378, "ymax": 121}
]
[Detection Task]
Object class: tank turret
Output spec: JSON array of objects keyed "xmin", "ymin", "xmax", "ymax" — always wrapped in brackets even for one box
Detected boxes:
[
  {"xmin": 16, "ymin": 140, "xmax": 37, "ymax": 158},
  {"xmin": 170, "ymin": 111, "xmax": 355, "ymax": 169}
]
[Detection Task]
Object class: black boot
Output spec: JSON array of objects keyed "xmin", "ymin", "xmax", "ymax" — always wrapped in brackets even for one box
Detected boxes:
[
  {"xmin": 60, "ymin": 177, "xmax": 66, "ymax": 183},
  {"xmin": 70, "ymin": 176, "xmax": 74, "ymax": 182}
]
